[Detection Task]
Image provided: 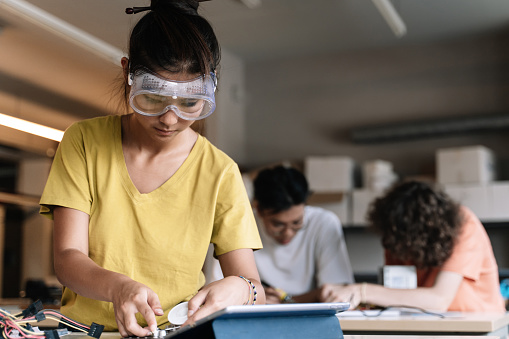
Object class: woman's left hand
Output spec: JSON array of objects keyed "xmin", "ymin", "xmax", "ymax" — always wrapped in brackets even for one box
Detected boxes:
[{"xmin": 181, "ymin": 276, "xmax": 251, "ymax": 326}]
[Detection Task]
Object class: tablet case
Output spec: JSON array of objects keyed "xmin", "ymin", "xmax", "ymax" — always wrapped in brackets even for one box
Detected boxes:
[{"xmin": 165, "ymin": 303, "xmax": 347, "ymax": 339}]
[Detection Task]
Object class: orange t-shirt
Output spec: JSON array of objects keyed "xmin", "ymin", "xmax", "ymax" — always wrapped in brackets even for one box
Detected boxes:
[{"xmin": 386, "ymin": 207, "xmax": 505, "ymax": 312}]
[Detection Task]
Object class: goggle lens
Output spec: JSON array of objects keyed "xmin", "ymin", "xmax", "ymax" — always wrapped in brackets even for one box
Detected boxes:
[
  {"xmin": 132, "ymin": 94, "xmax": 205, "ymax": 115},
  {"xmin": 128, "ymin": 69, "xmax": 216, "ymax": 120}
]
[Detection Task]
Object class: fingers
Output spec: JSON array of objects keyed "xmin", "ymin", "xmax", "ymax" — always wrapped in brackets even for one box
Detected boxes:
[
  {"xmin": 324, "ymin": 293, "xmax": 339, "ymax": 303},
  {"xmin": 264, "ymin": 287, "xmax": 280, "ymax": 298},
  {"xmin": 116, "ymin": 315, "xmax": 128, "ymax": 338},
  {"xmin": 319, "ymin": 284, "xmax": 349, "ymax": 303},
  {"xmin": 318, "ymin": 284, "xmax": 333, "ymax": 302},
  {"xmin": 139, "ymin": 304, "xmax": 158, "ymax": 334},
  {"xmin": 181, "ymin": 287, "xmax": 227, "ymax": 327},
  {"xmin": 113, "ymin": 283, "xmax": 162, "ymax": 337},
  {"xmin": 178, "ymin": 290, "xmax": 206, "ymax": 327},
  {"xmin": 147, "ymin": 292, "xmax": 164, "ymax": 332},
  {"xmin": 187, "ymin": 290, "xmax": 207, "ymax": 318},
  {"xmin": 184, "ymin": 302, "xmax": 212, "ymax": 325},
  {"xmin": 263, "ymin": 287, "xmax": 282, "ymax": 304},
  {"xmin": 318, "ymin": 284, "xmax": 361, "ymax": 309},
  {"xmin": 148, "ymin": 291, "xmax": 164, "ymax": 315},
  {"xmin": 116, "ymin": 305, "xmax": 151, "ymax": 337},
  {"xmin": 265, "ymin": 294, "xmax": 281, "ymax": 304}
]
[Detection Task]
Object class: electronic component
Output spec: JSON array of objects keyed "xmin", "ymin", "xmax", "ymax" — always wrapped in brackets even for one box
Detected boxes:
[{"xmin": 0, "ymin": 300, "xmax": 105, "ymax": 339}]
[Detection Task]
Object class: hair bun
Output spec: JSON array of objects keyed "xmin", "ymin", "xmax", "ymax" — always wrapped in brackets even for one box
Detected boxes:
[
  {"xmin": 183, "ymin": 0, "xmax": 199, "ymax": 11},
  {"xmin": 150, "ymin": 0, "xmax": 204, "ymax": 15}
]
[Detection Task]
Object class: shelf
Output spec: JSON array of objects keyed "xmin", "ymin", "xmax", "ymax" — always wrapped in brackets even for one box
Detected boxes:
[{"xmin": 0, "ymin": 192, "xmax": 40, "ymax": 207}]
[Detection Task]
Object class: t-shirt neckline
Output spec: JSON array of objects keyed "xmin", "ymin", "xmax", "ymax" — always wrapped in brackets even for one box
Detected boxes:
[{"xmin": 113, "ymin": 115, "xmax": 204, "ymax": 200}]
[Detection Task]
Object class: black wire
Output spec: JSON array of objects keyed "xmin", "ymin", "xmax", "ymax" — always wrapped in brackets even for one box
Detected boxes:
[{"xmin": 359, "ymin": 305, "xmax": 445, "ymax": 318}]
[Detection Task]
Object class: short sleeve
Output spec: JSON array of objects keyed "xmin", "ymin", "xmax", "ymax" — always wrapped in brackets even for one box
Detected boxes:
[
  {"xmin": 39, "ymin": 122, "xmax": 92, "ymax": 219},
  {"xmin": 441, "ymin": 207, "xmax": 486, "ymax": 281},
  {"xmin": 314, "ymin": 210, "xmax": 354, "ymax": 285},
  {"xmin": 211, "ymin": 163, "xmax": 262, "ymax": 255}
]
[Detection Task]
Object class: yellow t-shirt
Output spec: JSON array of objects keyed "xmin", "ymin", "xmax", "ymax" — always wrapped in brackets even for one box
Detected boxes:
[{"xmin": 40, "ymin": 115, "xmax": 262, "ymax": 330}]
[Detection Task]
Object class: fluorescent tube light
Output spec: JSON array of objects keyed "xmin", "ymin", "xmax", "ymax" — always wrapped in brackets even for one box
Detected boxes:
[
  {"xmin": 238, "ymin": 0, "xmax": 262, "ymax": 9},
  {"xmin": 372, "ymin": 0, "xmax": 407, "ymax": 38},
  {"xmin": 0, "ymin": 113, "xmax": 64, "ymax": 142},
  {"xmin": 0, "ymin": 0, "xmax": 124, "ymax": 65}
]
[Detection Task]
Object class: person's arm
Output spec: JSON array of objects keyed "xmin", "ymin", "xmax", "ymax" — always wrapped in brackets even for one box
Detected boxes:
[
  {"xmin": 184, "ymin": 248, "xmax": 266, "ymax": 324},
  {"xmin": 286, "ymin": 289, "xmax": 319, "ymax": 303},
  {"xmin": 53, "ymin": 207, "xmax": 163, "ymax": 337},
  {"xmin": 320, "ymin": 270, "xmax": 463, "ymax": 312},
  {"xmin": 312, "ymin": 211, "xmax": 354, "ymax": 303},
  {"xmin": 263, "ymin": 285, "xmax": 314, "ymax": 304}
]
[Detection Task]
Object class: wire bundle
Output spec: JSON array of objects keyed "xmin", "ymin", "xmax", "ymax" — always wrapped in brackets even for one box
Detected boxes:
[{"xmin": 0, "ymin": 300, "xmax": 104, "ymax": 339}]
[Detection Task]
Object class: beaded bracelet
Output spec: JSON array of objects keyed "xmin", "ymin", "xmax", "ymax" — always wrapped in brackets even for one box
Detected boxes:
[
  {"xmin": 238, "ymin": 276, "xmax": 252, "ymax": 305},
  {"xmin": 238, "ymin": 276, "xmax": 257, "ymax": 305}
]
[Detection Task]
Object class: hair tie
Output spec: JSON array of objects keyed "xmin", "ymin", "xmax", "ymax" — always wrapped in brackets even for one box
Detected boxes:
[{"xmin": 125, "ymin": 6, "xmax": 151, "ymax": 15}]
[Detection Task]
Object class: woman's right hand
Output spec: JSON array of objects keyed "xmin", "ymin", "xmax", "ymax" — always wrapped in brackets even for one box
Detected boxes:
[
  {"xmin": 53, "ymin": 207, "xmax": 163, "ymax": 337},
  {"xmin": 111, "ymin": 278, "xmax": 164, "ymax": 338}
]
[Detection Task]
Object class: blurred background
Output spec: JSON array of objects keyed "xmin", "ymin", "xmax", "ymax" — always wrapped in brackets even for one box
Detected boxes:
[{"xmin": 0, "ymin": 0, "xmax": 509, "ymax": 304}]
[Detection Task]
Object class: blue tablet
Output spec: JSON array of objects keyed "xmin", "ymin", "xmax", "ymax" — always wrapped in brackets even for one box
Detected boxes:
[{"xmin": 162, "ymin": 302, "xmax": 349, "ymax": 339}]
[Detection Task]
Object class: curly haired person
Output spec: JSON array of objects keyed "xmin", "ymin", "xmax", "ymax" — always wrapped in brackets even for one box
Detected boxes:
[{"xmin": 319, "ymin": 180, "xmax": 505, "ymax": 312}]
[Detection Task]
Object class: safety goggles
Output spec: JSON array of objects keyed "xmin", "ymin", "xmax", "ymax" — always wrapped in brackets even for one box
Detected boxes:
[{"xmin": 128, "ymin": 68, "xmax": 216, "ymax": 120}]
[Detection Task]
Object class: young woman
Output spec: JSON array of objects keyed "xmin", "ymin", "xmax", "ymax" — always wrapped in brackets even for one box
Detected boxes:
[
  {"xmin": 39, "ymin": 1, "xmax": 264, "ymax": 336},
  {"xmin": 319, "ymin": 180, "xmax": 505, "ymax": 313}
]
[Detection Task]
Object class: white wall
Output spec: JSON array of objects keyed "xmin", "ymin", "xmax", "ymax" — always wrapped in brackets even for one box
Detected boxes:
[
  {"xmin": 243, "ymin": 33, "xmax": 509, "ymax": 179},
  {"xmin": 240, "ymin": 33, "xmax": 509, "ymax": 275},
  {"xmin": 206, "ymin": 49, "xmax": 247, "ymax": 165}
]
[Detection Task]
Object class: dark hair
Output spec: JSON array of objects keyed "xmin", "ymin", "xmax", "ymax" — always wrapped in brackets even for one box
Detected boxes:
[
  {"xmin": 253, "ymin": 166, "xmax": 310, "ymax": 214},
  {"xmin": 127, "ymin": 0, "xmax": 220, "ymax": 76},
  {"xmin": 367, "ymin": 180, "xmax": 462, "ymax": 268},
  {"xmin": 118, "ymin": 0, "xmax": 220, "ymax": 132}
]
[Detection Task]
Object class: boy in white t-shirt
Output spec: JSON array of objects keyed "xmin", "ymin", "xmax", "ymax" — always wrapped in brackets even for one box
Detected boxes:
[{"xmin": 252, "ymin": 166, "xmax": 354, "ymax": 303}]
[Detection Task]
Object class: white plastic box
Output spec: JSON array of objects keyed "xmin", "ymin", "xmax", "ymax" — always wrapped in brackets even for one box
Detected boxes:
[
  {"xmin": 305, "ymin": 156, "xmax": 354, "ymax": 192},
  {"xmin": 436, "ymin": 145, "xmax": 496, "ymax": 184},
  {"xmin": 381, "ymin": 265, "xmax": 417, "ymax": 289},
  {"xmin": 363, "ymin": 159, "xmax": 398, "ymax": 191}
]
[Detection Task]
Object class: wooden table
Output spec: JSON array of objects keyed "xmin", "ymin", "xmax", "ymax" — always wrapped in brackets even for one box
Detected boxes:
[
  {"xmin": 345, "ymin": 337, "xmax": 500, "ymax": 339},
  {"xmin": 338, "ymin": 312, "xmax": 509, "ymax": 338},
  {"xmin": 2, "ymin": 301, "xmax": 506, "ymax": 339},
  {"xmin": 88, "ymin": 333, "xmax": 504, "ymax": 339}
]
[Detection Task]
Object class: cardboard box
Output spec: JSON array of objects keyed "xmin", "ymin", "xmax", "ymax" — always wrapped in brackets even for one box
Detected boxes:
[
  {"xmin": 436, "ymin": 145, "xmax": 496, "ymax": 184},
  {"xmin": 443, "ymin": 184, "xmax": 490, "ymax": 221},
  {"xmin": 444, "ymin": 182, "xmax": 509, "ymax": 222},
  {"xmin": 305, "ymin": 156, "xmax": 354, "ymax": 192},
  {"xmin": 308, "ymin": 192, "xmax": 351, "ymax": 225}
]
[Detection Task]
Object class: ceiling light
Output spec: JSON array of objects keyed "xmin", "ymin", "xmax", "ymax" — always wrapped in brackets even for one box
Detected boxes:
[
  {"xmin": 0, "ymin": 0, "xmax": 124, "ymax": 65},
  {"xmin": 0, "ymin": 113, "xmax": 64, "ymax": 142},
  {"xmin": 371, "ymin": 0, "xmax": 407, "ymax": 38},
  {"xmin": 238, "ymin": 0, "xmax": 262, "ymax": 9}
]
